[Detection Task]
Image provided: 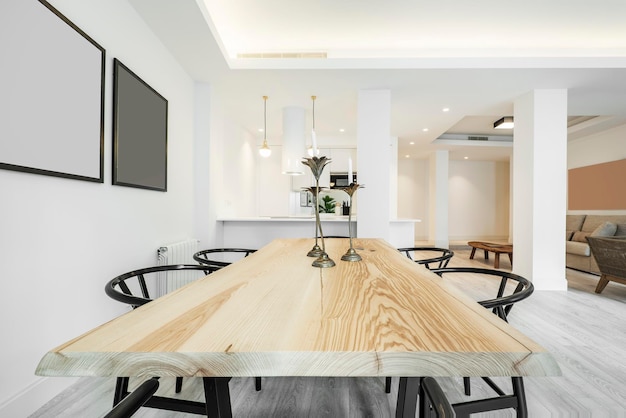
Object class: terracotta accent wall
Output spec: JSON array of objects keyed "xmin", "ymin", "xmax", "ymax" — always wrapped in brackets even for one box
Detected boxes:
[{"xmin": 568, "ymin": 159, "xmax": 626, "ymax": 210}]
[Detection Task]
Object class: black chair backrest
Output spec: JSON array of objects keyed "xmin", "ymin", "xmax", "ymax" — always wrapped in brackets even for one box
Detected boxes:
[
  {"xmin": 419, "ymin": 377, "xmax": 456, "ymax": 418},
  {"xmin": 193, "ymin": 248, "xmax": 256, "ymax": 267},
  {"xmin": 430, "ymin": 267, "xmax": 534, "ymax": 321},
  {"xmin": 398, "ymin": 247, "xmax": 454, "ymax": 269},
  {"xmin": 105, "ymin": 264, "xmax": 218, "ymax": 309}
]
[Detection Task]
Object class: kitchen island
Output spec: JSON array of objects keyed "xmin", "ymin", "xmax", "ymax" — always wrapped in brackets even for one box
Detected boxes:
[{"xmin": 216, "ymin": 216, "xmax": 419, "ymax": 248}]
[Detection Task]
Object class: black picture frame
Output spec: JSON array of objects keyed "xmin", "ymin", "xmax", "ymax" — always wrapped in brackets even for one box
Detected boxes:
[
  {"xmin": 0, "ymin": 0, "xmax": 105, "ymax": 182},
  {"xmin": 112, "ymin": 59, "xmax": 168, "ymax": 192}
]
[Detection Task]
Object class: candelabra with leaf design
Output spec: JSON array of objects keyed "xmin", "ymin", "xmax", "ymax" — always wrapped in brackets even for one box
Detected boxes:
[
  {"xmin": 340, "ymin": 182, "xmax": 364, "ymax": 262},
  {"xmin": 302, "ymin": 156, "xmax": 335, "ymax": 268}
]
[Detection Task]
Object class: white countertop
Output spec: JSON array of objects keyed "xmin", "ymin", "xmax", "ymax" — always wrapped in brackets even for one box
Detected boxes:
[
  {"xmin": 217, "ymin": 216, "xmax": 354, "ymax": 222},
  {"xmin": 217, "ymin": 216, "xmax": 421, "ymax": 223}
]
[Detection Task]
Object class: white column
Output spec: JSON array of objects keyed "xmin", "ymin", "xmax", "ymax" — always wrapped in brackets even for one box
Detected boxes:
[
  {"xmin": 513, "ymin": 89, "xmax": 568, "ymax": 291},
  {"xmin": 193, "ymin": 82, "xmax": 215, "ymax": 248},
  {"xmin": 389, "ymin": 136, "xmax": 399, "ymax": 219},
  {"xmin": 357, "ymin": 90, "xmax": 391, "ymax": 241},
  {"xmin": 429, "ymin": 150, "xmax": 449, "ymax": 248}
]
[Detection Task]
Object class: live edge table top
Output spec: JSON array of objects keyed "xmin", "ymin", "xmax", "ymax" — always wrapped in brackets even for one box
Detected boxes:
[{"xmin": 36, "ymin": 238, "xmax": 559, "ymax": 380}]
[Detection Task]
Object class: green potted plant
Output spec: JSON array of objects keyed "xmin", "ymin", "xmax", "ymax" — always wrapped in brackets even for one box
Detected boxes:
[{"xmin": 319, "ymin": 195, "xmax": 336, "ymax": 213}]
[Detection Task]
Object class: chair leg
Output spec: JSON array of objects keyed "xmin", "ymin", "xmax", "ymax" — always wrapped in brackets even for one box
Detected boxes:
[
  {"xmin": 113, "ymin": 377, "xmax": 129, "ymax": 406},
  {"xmin": 255, "ymin": 377, "xmax": 262, "ymax": 391},
  {"xmin": 595, "ymin": 274, "xmax": 610, "ymax": 293},
  {"xmin": 385, "ymin": 377, "xmax": 392, "ymax": 393},
  {"xmin": 512, "ymin": 377, "xmax": 528, "ymax": 418},
  {"xmin": 463, "ymin": 376, "xmax": 471, "ymax": 396},
  {"xmin": 175, "ymin": 377, "xmax": 183, "ymax": 393}
]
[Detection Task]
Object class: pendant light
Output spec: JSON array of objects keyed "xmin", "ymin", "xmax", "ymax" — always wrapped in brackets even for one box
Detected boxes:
[
  {"xmin": 307, "ymin": 95, "xmax": 320, "ymax": 157},
  {"xmin": 259, "ymin": 96, "xmax": 271, "ymax": 158}
]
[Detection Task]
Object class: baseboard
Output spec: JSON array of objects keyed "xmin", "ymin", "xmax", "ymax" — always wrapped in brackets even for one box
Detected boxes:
[{"xmin": 0, "ymin": 376, "xmax": 78, "ymax": 417}]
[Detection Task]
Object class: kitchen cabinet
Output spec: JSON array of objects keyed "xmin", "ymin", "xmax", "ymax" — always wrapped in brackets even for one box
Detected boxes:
[{"xmin": 329, "ymin": 148, "xmax": 357, "ymax": 173}]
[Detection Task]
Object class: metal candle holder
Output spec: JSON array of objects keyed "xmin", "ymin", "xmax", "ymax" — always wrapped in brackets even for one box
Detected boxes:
[
  {"xmin": 302, "ymin": 156, "xmax": 335, "ymax": 268},
  {"xmin": 340, "ymin": 183, "xmax": 364, "ymax": 262}
]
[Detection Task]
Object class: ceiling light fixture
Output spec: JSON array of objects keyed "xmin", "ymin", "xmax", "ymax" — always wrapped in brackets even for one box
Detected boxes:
[
  {"xmin": 494, "ymin": 116, "xmax": 514, "ymax": 129},
  {"xmin": 259, "ymin": 96, "xmax": 271, "ymax": 158},
  {"xmin": 307, "ymin": 95, "xmax": 320, "ymax": 157}
]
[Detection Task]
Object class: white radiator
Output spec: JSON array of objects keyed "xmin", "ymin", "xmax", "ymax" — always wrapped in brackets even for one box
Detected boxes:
[{"xmin": 156, "ymin": 239, "xmax": 200, "ymax": 296}]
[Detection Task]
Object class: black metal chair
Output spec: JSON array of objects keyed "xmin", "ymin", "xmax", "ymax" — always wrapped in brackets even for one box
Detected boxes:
[
  {"xmin": 397, "ymin": 247, "xmax": 455, "ymax": 269},
  {"xmin": 104, "ymin": 377, "xmax": 159, "ymax": 418},
  {"xmin": 105, "ymin": 264, "xmax": 233, "ymax": 415},
  {"xmin": 419, "ymin": 377, "xmax": 456, "ymax": 418},
  {"xmin": 193, "ymin": 248, "xmax": 257, "ymax": 268},
  {"xmin": 429, "ymin": 267, "xmax": 534, "ymax": 416}
]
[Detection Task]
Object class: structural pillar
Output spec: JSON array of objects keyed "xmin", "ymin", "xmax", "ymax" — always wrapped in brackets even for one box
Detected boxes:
[
  {"xmin": 429, "ymin": 150, "xmax": 449, "ymax": 248},
  {"xmin": 357, "ymin": 90, "xmax": 392, "ymax": 241},
  {"xmin": 513, "ymin": 89, "xmax": 568, "ymax": 291}
]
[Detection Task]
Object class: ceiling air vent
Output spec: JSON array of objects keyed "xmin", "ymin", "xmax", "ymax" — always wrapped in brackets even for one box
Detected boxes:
[
  {"xmin": 237, "ymin": 52, "xmax": 327, "ymax": 59},
  {"xmin": 468, "ymin": 136, "xmax": 489, "ymax": 141}
]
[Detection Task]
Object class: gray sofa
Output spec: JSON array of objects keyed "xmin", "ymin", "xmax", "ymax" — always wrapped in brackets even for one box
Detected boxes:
[{"xmin": 566, "ymin": 214, "xmax": 626, "ymax": 274}]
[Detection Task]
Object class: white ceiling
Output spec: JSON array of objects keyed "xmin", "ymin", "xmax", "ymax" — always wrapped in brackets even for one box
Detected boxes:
[{"xmin": 128, "ymin": 0, "xmax": 626, "ymax": 161}]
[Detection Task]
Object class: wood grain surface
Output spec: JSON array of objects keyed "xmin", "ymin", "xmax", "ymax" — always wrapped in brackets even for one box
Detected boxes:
[{"xmin": 36, "ymin": 238, "xmax": 560, "ymax": 379}]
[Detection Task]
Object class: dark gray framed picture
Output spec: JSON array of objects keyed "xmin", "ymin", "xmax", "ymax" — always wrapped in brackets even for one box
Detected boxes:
[
  {"xmin": 0, "ymin": 0, "xmax": 105, "ymax": 182},
  {"xmin": 113, "ymin": 59, "xmax": 168, "ymax": 192}
]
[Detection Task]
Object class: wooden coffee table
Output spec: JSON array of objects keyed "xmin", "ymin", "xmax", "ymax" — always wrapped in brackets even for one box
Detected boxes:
[{"xmin": 468, "ymin": 241, "xmax": 513, "ymax": 269}]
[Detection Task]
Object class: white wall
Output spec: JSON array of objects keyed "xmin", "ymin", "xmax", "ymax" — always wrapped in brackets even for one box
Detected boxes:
[
  {"xmin": 218, "ymin": 122, "xmax": 257, "ymax": 218},
  {"xmin": 449, "ymin": 160, "xmax": 510, "ymax": 242},
  {"xmin": 399, "ymin": 158, "xmax": 510, "ymax": 244},
  {"xmin": 0, "ymin": 0, "xmax": 198, "ymax": 415},
  {"xmin": 398, "ymin": 159, "xmax": 429, "ymax": 240}
]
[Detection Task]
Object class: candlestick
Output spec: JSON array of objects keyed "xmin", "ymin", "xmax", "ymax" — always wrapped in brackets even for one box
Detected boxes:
[
  {"xmin": 340, "ymin": 182, "xmax": 364, "ymax": 262},
  {"xmin": 311, "ymin": 129, "xmax": 318, "ymax": 155},
  {"xmin": 302, "ymin": 156, "xmax": 335, "ymax": 268}
]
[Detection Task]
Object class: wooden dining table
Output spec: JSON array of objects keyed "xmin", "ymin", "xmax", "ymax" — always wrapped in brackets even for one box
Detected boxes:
[{"xmin": 36, "ymin": 238, "xmax": 560, "ymax": 417}]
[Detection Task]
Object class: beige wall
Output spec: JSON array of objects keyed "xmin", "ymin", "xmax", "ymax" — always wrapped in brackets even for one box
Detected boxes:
[{"xmin": 398, "ymin": 158, "xmax": 510, "ymax": 243}]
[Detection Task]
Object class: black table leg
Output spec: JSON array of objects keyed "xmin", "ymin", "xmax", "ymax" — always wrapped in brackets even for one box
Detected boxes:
[
  {"xmin": 396, "ymin": 377, "xmax": 420, "ymax": 418},
  {"xmin": 203, "ymin": 377, "xmax": 232, "ymax": 418}
]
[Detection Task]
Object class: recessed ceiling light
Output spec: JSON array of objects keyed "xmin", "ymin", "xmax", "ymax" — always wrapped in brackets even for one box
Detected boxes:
[
  {"xmin": 405, "ymin": 155, "xmax": 410, "ymax": 158},
  {"xmin": 442, "ymin": 107, "xmax": 450, "ymax": 112},
  {"xmin": 494, "ymin": 116, "xmax": 514, "ymax": 129},
  {"xmin": 258, "ymin": 128, "xmax": 264, "ymax": 132},
  {"xmin": 464, "ymin": 156, "xmax": 469, "ymax": 160},
  {"xmin": 409, "ymin": 141, "xmax": 415, "ymax": 145},
  {"xmin": 422, "ymin": 128, "xmax": 429, "ymax": 132},
  {"xmin": 339, "ymin": 128, "xmax": 345, "ymax": 132}
]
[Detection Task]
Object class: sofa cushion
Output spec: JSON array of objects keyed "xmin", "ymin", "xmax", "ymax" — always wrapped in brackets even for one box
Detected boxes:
[
  {"xmin": 581, "ymin": 215, "xmax": 626, "ymax": 233},
  {"xmin": 591, "ymin": 221, "xmax": 617, "ymax": 237},
  {"xmin": 566, "ymin": 214, "xmax": 586, "ymax": 232},
  {"xmin": 566, "ymin": 240, "xmax": 591, "ymax": 256},
  {"xmin": 566, "ymin": 230, "xmax": 574, "ymax": 241},
  {"xmin": 572, "ymin": 231, "xmax": 590, "ymax": 242}
]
